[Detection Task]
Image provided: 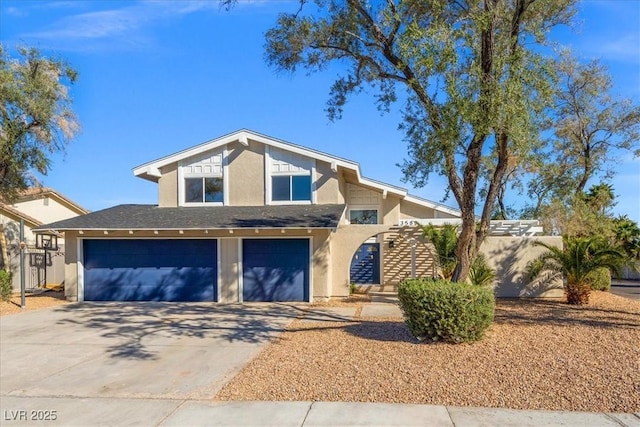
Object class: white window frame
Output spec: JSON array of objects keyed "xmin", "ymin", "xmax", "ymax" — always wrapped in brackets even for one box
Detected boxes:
[
  {"xmin": 265, "ymin": 146, "xmax": 315, "ymax": 205},
  {"xmin": 178, "ymin": 146, "xmax": 228, "ymax": 206}
]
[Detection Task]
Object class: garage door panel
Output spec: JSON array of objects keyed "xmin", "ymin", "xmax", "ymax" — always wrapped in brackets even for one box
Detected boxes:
[
  {"xmin": 83, "ymin": 239, "xmax": 217, "ymax": 302},
  {"xmin": 84, "ymin": 267, "xmax": 216, "ymax": 302},
  {"xmin": 243, "ymin": 239, "xmax": 309, "ymax": 302},
  {"xmin": 243, "ymin": 267, "xmax": 305, "ymax": 301}
]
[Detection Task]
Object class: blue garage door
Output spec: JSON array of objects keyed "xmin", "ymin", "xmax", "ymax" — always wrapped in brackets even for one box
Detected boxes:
[
  {"xmin": 243, "ymin": 239, "xmax": 309, "ymax": 302},
  {"xmin": 84, "ymin": 239, "xmax": 217, "ymax": 302}
]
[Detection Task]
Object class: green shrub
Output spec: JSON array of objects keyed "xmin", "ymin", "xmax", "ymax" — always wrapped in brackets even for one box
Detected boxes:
[
  {"xmin": 0, "ymin": 270, "xmax": 13, "ymax": 302},
  {"xmin": 586, "ymin": 267, "xmax": 611, "ymax": 291},
  {"xmin": 469, "ymin": 254, "xmax": 497, "ymax": 287},
  {"xmin": 397, "ymin": 278, "xmax": 495, "ymax": 344}
]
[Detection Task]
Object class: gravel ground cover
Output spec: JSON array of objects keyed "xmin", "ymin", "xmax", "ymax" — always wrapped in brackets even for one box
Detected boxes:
[
  {"xmin": 217, "ymin": 291, "xmax": 640, "ymax": 413},
  {"xmin": 0, "ymin": 290, "xmax": 67, "ymax": 316}
]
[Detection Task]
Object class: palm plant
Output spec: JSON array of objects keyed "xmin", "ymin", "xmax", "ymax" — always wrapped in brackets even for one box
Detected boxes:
[
  {"xmin": 469, "ymin": 254, "xmax": 497, "ymax": 287},
  {"xmin": 422, "ymin": 223, "xmax": 458, "ymax": 280},
  {"xmin": 527, "ymin": 236, "xmax": 626, "ymax": 305}
]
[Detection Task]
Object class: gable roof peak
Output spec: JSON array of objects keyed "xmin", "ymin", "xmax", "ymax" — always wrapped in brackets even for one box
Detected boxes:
[{"xmin": 132, "ymin": 128, "xmax": 359, "ymax": 182}]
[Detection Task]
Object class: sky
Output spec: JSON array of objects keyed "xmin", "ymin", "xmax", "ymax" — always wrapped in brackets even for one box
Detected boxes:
[{"xmin": 1, "ymin": 0, "xmax": 639, "ymax": 224}]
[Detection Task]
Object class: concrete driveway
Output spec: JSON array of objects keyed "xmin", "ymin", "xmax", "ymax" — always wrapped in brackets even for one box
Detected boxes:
[{"xmin": 0, "ymin": 302, "xmax": 301, "ymax": 424}]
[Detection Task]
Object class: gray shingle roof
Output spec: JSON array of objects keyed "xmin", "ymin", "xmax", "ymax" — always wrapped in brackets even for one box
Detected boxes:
[{"xmin": 35, "ymin": 204, "xmax": 346, "ymax": 231}]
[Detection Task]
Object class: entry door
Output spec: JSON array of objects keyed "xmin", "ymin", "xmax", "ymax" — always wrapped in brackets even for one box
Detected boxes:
[{"xmin": 350, "ymin": 243, "xmax": 380, "ymax": 284}]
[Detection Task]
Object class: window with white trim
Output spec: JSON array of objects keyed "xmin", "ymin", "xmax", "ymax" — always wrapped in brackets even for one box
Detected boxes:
[
  {"xmin": 180, "ymin": 150, "xmax": 225, "ymax": 206},
  {"xmin": 272, "ymin": 175, "xmax": 312, "ymax": 201},
  {"xmin": 185, "ymin": 177, "xmax": 223, "ymax": 203},
  {"xmin": 267, "ymin": 147, "xmax": 314, "ymax": 204}
]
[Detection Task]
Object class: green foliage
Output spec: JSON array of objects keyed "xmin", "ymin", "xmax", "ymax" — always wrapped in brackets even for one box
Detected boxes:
[
  {"xmin": 585, "ymin": 267, "xmax": 611, "ymax": 291},
  {"xmin": 349, "ymin": 283, "xmax": 357, "ymax": 295},
  {"xmin": 527, "ymin": 236, "xmax": 626, "ymax": 304},
  {"xmin": 0, "ymin": 44, "xmax": 79, "ymax": 203},
  {"xmin": 0, "ymin": 270, "xmax": 12, "ymax": 302},
  {"xmin": 469, "ymin": 254, "xmax": 497, "ymax": 287},
  {"xmin": 263, "ymin": 0, "xmax": 578, "ymax": 284},
  {"xmin": 524, "ymin": 50, "xmax": 640, "ymax": 220},
  {"xmin": 583, "ymin": 183, "xmax": 616, "ymax": 216},
  {"xmin": 612, "ymin": 215, "xmax": 640, "ymax": 260},
  {"xmin": 397, "ymin": 278, "xmax": 495, "ymax": 344},
  {"xmin": 422, "ymin": 224, "xmax": 458, "ymax": 280}
]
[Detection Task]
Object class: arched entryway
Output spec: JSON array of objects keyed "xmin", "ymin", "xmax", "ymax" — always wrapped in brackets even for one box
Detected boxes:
[{"xmin": 348, "ymin": 226, "xmax": 438, "ymax": 288}]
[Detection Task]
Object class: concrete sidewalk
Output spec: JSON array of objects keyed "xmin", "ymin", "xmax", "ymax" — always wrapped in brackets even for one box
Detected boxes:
[{"xmin": 2, "ymin": 398, "xmax": 639, "ymax": 426}]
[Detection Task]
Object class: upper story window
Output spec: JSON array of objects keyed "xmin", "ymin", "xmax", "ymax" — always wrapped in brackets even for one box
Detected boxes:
[
  {"xmin": 179, "ymin": 149, "xmax": 226, "ymax": 206},
  {"xmin": 185, "ymin": 177, "xmax": 223, "ymax": 203},
  {"xmin": 272, "ymin": 175, "xmax": 312, "ymax": 201},
  {"xmin": 350, "ymin": 209, "xmax": 378, "ymax": 224},
  {"xmin": 267, "ymin": 147, "xmax": 314, "ymax": 204},
  {"xmin": 347, "ymin": 185, "xmax": 381, "ymax": 224}
]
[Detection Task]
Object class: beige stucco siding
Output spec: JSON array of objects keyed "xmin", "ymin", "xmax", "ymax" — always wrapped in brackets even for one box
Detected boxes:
[
  {"xmin": 158, "ymin": 164, "xmax": 178, "ymax": 207},
  {"xmin": 219, "ymin": 238, "xmax": 239, "ymax": 303},
  {"xmin": 479, "ymin": 236, "xmax": 563, "ymax": 298},
  {"xmin": 399, "ymin": 199, "xmax": 436, "ymax": 220},
  {"xmin": 228, "ymin": 140, "xmax": 265, "ymax": 206},
  {"xmin": 381, "ymin": 195, "xmax": 401, "ymax": 225},
  {"xmin": 315, "ymin": 161, "xmax": 342, "ymax": 205},
  {"xmin": 310, "ymin": 229, "xmax": 332, "ymax": 299},
  {"xmin": 13, "ymin": 198, "xmax": 80, "ymax": 224},
  {"xmin": 64, "ymin": 232, "xmax": 79, "ymax": 301}
]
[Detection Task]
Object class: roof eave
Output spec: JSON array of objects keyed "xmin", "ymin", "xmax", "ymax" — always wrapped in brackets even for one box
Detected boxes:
[{"xmin": 132, "ymin": 129, "xmax": 362, "ymax": 179}]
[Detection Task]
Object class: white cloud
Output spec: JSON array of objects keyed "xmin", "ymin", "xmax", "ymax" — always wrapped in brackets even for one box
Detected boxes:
[
  {"xmin": 16, "ymin": 1, "xmax": 221, "ymax": 52},
  {"xmin": 581, "ymin": 33, "xmax": 640, "ymax": 64},
  {"xmin": 4, "ymin": 6, "xmax": 26, "ymax": 17}
]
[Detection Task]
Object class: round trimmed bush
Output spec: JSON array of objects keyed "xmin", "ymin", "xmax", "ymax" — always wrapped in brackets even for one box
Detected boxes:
[
  {"xmin": 586, "ymin": 267, "xmax": 612, "ymax": 291},
  {"xmin": 398, "ymin": 278, "xmax": 495, "ymax": 343}
]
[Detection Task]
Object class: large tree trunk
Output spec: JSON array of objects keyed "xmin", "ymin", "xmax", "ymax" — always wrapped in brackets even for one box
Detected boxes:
[{"xmin": 452, "ymin": 210, "xmax": 478, "ymax": 282}]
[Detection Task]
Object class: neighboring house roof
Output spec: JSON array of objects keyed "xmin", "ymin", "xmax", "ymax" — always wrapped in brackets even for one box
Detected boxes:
[
  {"xmin": 0, "ymin": 203, "xmax": 42, "ymax": 228},
  {"xmin": 35, "ymin": 204, "xmax": 347, "ymax": 231},
  {"xmin": 15, "ymin": 187, "xmax": 90, "ymax": 215},
  {"xmin": 133, "ymin": 129, "xmax": 461, "ymax": 217}
]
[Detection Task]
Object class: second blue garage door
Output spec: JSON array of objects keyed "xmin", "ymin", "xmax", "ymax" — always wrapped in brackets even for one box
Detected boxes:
[
  {"xmin": 83, "ymin": 239, "xmax": 217, "ymax": 302},
  {"xmin": 242, "ymin": 239, "xmax": 309, "ymax": 302}
]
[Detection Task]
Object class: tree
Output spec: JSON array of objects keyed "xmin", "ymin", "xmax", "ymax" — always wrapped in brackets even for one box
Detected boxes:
[
  {"xmin": 527, "ymin": 236, "xmax": 626, "ymax": 305},
  {"xmin": 0, "ymin": 44, "xmax": 79, "ymax": 203},
  {"xmin": 525, "ymin": 52, "xmax": 640, "ymax": 212},
  {"xmin": 612, "ymin": 215, "xmax": 640, "ymax": 261},
  {"xmin": 583, "ymin": 182, "xmax": 615, "ymax": 216},
  {"xmin": 536, "ymin": 182, "xmax": 618, "ymax": 238},
  {"xmin": 262, "ymin": 0, "xmax": 576, "ymax": 281},
  {"xmin": 0, "ymin": 44, "xmax": 78, "ymax": 272}
]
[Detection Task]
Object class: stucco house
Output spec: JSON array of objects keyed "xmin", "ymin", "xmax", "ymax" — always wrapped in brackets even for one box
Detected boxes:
[
  {"xmin": 35, "ymin": 129, "xmax": 471, "ymax": 303},
  {"xmin": 1, "ymin": 187, "xmax": 89, "ymax": 290}
]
